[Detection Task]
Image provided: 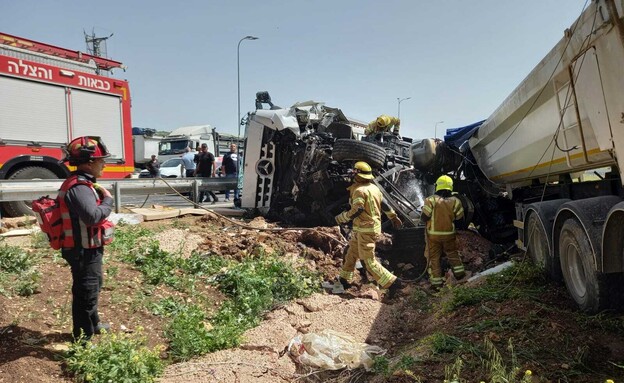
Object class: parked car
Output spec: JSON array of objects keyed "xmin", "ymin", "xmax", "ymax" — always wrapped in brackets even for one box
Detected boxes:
[{"xmin": 139, "ymin": 158, "xmax": 185, "ymax": 178}]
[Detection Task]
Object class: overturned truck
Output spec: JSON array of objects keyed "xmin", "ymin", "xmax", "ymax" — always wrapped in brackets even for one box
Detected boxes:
[
  {"xmin": 240, "ymin": 92, "xmax": 426, "ymax": 226},
  {"xmin": 239, "ymin": 92, "xmax": 472, "ymax": 277}
]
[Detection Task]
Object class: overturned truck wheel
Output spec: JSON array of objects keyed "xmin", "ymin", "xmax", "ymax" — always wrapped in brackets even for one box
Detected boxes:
[{"xmin": 332, "ymin": 139, "xmax": 387, "ymax": 169}]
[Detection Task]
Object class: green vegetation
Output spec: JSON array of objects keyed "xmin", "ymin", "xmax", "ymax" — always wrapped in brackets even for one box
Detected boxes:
[
  {"xmin": 30, "ymin": 230, "xmax": 53, "ymax": 250},
  {"xmin": 65, "ymin": 330, "xmax": 164, "ymax": 383},
  {"xmin": 428, "ymin": 332, "xmax": 465, "ymax": 355},
  {"xmin": 166, "ymin": 254, "xmax": 320, "ymax": 361},
  {"xmin": 0, "ymin": 240, "xmax": 41, "ymax": 297},
  {"xmin": 442, "ymin": 261, "xmax": 545, "ymax": 312},
  {"xmin": 373, "ymin": 354, "xmax": 417, "ymax": 378},
  {"xmin": 482, "ymin": 338, "xmax": 533, "ymax": 383},
  {"xmin": 108, "ymin": 225, "xmax": 321, "ymax": 362}
]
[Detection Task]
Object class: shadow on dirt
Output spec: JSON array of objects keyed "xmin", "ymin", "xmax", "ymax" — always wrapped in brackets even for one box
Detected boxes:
[{"xmin": 0, "ymin": 325, "xmax": 72, "ymax": 365}]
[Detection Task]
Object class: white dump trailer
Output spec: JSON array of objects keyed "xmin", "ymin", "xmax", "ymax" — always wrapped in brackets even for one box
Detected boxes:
[{"xmin": 431, "ymin": 0, "xmax": 624, "ymax": 312}]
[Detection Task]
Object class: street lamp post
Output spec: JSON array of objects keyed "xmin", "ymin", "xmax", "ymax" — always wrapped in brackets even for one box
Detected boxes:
[
  {"xmin": 434, "ymin": 121, "xmax": 444, "ymax": 139},
  {"xmin": 238, "ymin": 36, "xmax": 258, "ymax": 198},
  {"xmin": 397, "ymin": 97, "xmax": 411, "ymax": 120},
  {"xmin": 236, "ymin": 35, "xmax": 258, "ymax": 176}
]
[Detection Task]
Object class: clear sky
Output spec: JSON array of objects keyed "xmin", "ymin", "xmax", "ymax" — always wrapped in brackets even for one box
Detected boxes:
[{"xmin": 3, "ymin": 0, "xmax": 588, "ymax": 139}]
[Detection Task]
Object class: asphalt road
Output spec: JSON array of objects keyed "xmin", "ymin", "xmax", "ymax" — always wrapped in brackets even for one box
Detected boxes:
[{"xmin": 119, "ymin": 191, "xmax": 236, "ymax": 210}]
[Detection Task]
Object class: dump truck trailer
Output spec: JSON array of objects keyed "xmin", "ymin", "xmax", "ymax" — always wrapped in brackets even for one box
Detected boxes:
[{"xmin": 425, "ymin": 0, "xmax": 624, "ymax": 312}]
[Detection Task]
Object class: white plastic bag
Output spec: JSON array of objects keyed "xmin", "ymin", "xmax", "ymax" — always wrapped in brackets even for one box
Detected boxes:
[{"xmin": 288, "ymin": 329, "xmax": 386, "ymax": 371}]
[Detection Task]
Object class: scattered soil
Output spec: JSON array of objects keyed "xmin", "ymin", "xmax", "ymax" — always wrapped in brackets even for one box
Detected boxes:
[{"xmin": 1, "ymin": 212, "xmax": 624, "ymax": 383}]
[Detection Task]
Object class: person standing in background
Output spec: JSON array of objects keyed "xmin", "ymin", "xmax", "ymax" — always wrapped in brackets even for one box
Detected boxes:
[
  {"xmin": 221, "ymin": 143, "xmax": 240, "ymax": 202},
  {"xmin": 146, "ymin": 154, "xmax": 160, "ymax": 178},
  {"xmin": 194, "ymin": 143, "xmax": 218, "ymax": 204},
  {"xmin": 181, "ymin": 147, "xmax": 196, "ymax": 177}
]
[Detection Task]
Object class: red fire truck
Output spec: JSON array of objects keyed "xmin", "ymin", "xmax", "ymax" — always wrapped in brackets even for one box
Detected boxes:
[{"xmin": 0, "ymin": 32, "xmax": 134, "ymax": 216}]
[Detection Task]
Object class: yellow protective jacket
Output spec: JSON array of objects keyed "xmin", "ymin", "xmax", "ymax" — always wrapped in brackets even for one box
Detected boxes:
[
  {"xmin": 365, "ymin": 115, "xmax": 400, "ymax": 135},
  {"xmin": 421, "ymin": 194, "xmax": 464, "ymax": 237},
  {"xmin": 335, "ymin": 181, "xmax": 397, "ymax": 234}
]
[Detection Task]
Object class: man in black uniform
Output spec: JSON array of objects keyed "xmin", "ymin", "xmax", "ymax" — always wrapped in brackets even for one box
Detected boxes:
[
  {"xmin": 221, "ymin": 143, "xmax": 240, "ymax": 201},
  {"xmin": 60, "ymin": 136, "xmax": 115, "ymax": 341},
  {"xmin": 194, "ymin": 143, "xmax": 218, "ymax": 204}
]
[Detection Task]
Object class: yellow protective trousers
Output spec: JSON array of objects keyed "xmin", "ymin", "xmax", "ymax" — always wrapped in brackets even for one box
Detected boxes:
[
  {"xmin": 340, "ymin": 232, "xmax": 396, "ymax": 289},
  {"xmin": 426, "ymin": 234, "xmax": 465, "ymax": 287}
]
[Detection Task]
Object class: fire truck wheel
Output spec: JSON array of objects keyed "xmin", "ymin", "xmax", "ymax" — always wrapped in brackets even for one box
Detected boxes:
[
  {"xmin": 332, "ymin": 139, "xmax": 387, "ymax": 169},
  {"xmin": 3, "ymin": 167, "xmax": 59, "ymax": 217},
  {"xmin": 559, "ymin": 218, "xmax": 605, "ymax": 313}
]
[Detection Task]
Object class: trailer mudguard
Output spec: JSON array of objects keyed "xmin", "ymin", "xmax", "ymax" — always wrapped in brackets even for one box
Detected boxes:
[{"xmin": 602, "ymin": 201, "xmax": 624, "ymax": 273}]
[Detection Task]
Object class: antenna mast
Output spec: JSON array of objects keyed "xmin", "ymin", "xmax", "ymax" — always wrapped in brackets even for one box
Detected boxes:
[{"xmin": 84, "ymin": 29, "xmax": 114, "ymax": 74}]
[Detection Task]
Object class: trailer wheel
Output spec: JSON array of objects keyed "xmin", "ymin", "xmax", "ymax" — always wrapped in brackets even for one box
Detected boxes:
[
  {"xmin": 332, "ymin": 139, "xmax": 387, "ymax": 169},
  {"xmin": 3, "ymin": 167, "xmax": 59, "ymax": 217},
  {"xmin": 526, "ymin": 213, "xmax": 555, "ymax": 278},
  {"xmin": 559, "ymin": 218, "xmax": 604, "ymax": 312}
]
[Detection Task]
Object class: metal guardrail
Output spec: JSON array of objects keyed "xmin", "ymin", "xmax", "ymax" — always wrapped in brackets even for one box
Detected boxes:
[{"xmin": 0, "ymin": 177, "xmax": 238, "ymax": 212}]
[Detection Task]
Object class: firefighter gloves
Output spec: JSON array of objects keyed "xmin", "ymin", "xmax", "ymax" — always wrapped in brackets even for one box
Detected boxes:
[{"xmin": 335, "ymin": 212, "xmax": 349, "ymax": 225}]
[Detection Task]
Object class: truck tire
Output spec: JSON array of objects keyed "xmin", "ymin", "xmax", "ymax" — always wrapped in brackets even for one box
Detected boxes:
[
  {"xmin": 3, "ymin": 167, "xmax": 59, "ymax": 217},
  {"xmin": 558, "ymin": 218, "xmax": 605, "ymax": 313},
  {"xmin": 332, "ymin": 139, "xmax": 387, "ymax": 169},
  {"xmin": 526, "ymin": 213, "xmax": 556, "ymax": 279}
]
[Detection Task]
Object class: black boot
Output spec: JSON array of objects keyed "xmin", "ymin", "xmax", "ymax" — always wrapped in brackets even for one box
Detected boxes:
[
  {"xmin": 388, "ymin": 278, "xmax": 403, "ymax": 299},
  {"xmin": 339, "ymin": 277, "xmax": 352, "ymax": 289},
  {"xmin": 358, "ymin": 267, "xmax": 370, "ymax": 284},
  {"xmin": 94, "ymin": 322, "xmax": 111, "ymax": 335}
]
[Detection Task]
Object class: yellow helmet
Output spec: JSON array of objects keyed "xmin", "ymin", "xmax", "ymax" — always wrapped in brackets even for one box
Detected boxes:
[
  {"xmin": 435, "ymin": 175, "xmax": 453, "ymax": 192},
  {"xmin": 354, "ymin": 161, "xmax": 374, "ymax": 180}
]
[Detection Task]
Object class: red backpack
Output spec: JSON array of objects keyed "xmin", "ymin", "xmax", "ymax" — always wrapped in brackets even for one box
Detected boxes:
[
  {"xmin": 32, "ymin": 176, "xmax": 92, "ymax": 250},
  {"xmin": 32, "ymin": 196, "xmax": 64, "ymax": 250}
]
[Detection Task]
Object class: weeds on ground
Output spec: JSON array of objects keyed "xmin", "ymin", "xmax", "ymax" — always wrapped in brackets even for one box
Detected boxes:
[
  {"xmin": 0, "ymin": 241, "xmax": 36, "ymax": 272},
  {"xmin": 170, "ymin": 218, "xmax": 190, "ymax": 229},
  {"xmin": 373, "ymin": 354, "xmax": 419, "ymax": 379},
  {"xmin": 0, "ymin": 241, "xmax": 41, "ymax": 296},
  {"xmin": 576, "ymin": 311, "xmax": 624, "ymax": 335},
  {"xmin": 112, "ymin": 225, "xmax": 228, "ymax": 291},
  {"xmin": 108, "ymin": 224, "xmax": 156, "ymax": 259},
  {"xmin": 30, "ymin": 230, "xmax": 53, "ymax": 250},
  {"xmin": 438, "ymin": 338, "xmax": 533, "ymax": 383},
  {"xmin": 442, "ymin": 261, "xmax": 545, "ymax": 312},
  {"xmin": 165, "ymin": 254, "xmax": 321, "ymax": 361},
  {"xmin": 409, "ymin": 288, "xmax": 432, "ymax": 312},
  {"xmin": 110, "ymin": 225, "xmax": 321, "ymax": 362},
  {"xmin": 428, "ymin": 332, "xmax": 464, "ymax": 354},
  {"xmin": 64, "ymin": 329, "xmax": 164, "ymax": 383}
]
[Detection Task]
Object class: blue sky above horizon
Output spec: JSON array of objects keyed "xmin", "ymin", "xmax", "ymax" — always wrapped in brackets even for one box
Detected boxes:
[{"xmin": 3, "ymin": 0, "xmax": 587, "ymax": 139}]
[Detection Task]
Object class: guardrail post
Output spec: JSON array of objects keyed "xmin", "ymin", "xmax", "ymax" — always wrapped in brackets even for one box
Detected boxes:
[
  {"xmin": 192, "ymin": 179, "xmax": 200, "ymax": 207},
  {"xmin": 114, "ymin": 182, "xmax": 121, "ymax": 213}
]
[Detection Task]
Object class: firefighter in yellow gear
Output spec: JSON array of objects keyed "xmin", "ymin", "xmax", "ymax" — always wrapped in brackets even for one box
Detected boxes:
[
  {"xmin": 365, "ymin": 115, "xmax": 401, "ymax": 136},
  {"xmin": 335, "ymin": 161, "xmax": 404, "ymax": 296},
  {"xmin": 421, "ymin": 175, "xmax": 465, "ymax": 289}
]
